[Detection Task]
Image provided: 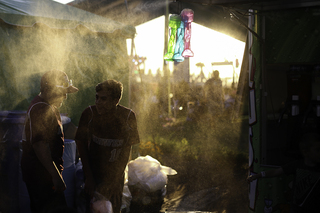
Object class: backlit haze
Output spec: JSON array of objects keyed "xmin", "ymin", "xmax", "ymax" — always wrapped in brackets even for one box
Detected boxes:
[
  {"xmin": 52, "ymin": 0, "xmax": 73, "ymax": 4},
  {"xmin": 127, "ymin": 15, "xmax": 245, "ymax": 86},
  {"xmin": 53, "ymin": 0, "xmax": 246, "ymax": 86}
]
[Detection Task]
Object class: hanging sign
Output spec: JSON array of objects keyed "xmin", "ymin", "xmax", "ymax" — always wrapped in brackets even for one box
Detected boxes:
[{"xmin": 164, "ymin": 8, "xmax": 194, "ymax": 62}]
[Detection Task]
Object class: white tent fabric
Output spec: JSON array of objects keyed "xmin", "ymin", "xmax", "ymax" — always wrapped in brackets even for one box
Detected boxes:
[{"xmin": 0, "ymin": 0, "xmax": 135, "ymax": 36}]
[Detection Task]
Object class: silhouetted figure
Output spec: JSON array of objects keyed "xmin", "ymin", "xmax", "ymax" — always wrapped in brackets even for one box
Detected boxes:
[
  {"xmin": 203, "ymin": 70, "xmax": 224, "ymax": 124},
  {"xmin": 247, "ymin": 132, "xmax": 320, "ymax": 213},
  {"xmin": 21, "ymin": 70, "xmax": 79, "ymax": 213},
  {"xmin": 75, "ymin": 79, "xmax": 140, "ymax": 213}
]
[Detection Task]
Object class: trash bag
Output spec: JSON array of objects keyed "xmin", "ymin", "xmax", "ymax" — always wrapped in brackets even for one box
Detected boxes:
[
  {"xmin": 91, "ymin": 191, "xmax": 113, "ymax": 213},
  {"xmin": 127, "ymin": 155, "xmax": 177, "ymax": 213},
  {"xmin": 127, "ymin": 155, "xmax": 177, "ymax": 193}
]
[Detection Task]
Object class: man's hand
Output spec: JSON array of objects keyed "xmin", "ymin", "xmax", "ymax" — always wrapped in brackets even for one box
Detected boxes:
[
  {"xmin": 52, "ymin": 173, "xmax": 66, "ymax": 192},
  {"xmin": 33, "ymin": 141, "xmax": 67, "ymax": 192},
  {"xmin": 107, "ymin": 182, "xmax": 122, "ymax": 200},
  {"xmin": 96, "ymin": 182, "xmax": 122, "ymax": 207}
]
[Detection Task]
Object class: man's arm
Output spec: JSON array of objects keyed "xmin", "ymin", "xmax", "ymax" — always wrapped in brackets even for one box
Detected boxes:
[
  {"xmin": 75, "ymin": 107, "xmax": 96, "ymax": 196},
  {"xmin": 33, "ymin": 141, "xmax": 66, "ymax": 192},
  {"xmin": 29, "ymin": 105, "xmax": 66, "ymax": 192},
  {"xmin": 127, "ymin": 110, "xmax": 140, "ymax": 146},
  {"xmin": 75, "ymin": 139, "xmax": 95, "ymax": 197},
  {"xmin": 103, "ymin": 145, "xmax": 132, "ymax": 203}
]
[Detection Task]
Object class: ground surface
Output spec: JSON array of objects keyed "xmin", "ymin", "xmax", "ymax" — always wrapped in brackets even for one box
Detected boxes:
[
  {"xmin": 159, "ymin": 154, "xmax": 248, "ymax": 213},
  {"xmin": 133, "ymin": 106, "xmax": 249, "ymax": 213}
]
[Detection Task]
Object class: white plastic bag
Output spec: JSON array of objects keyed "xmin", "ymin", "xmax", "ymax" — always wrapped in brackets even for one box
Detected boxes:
[
  {"xmin": 91, "ymin": 191, "xmax": 113, "ymax": 213},
  {"xmin": 121, "ymin": 184, "xmax": 132, "ymax": 213},
  {"xmin": 127, "ymin": 155, "xmax": 177, "ymax": 192}
]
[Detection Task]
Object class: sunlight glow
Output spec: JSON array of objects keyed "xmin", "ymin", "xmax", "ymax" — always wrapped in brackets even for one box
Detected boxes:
[
  {"xmin": 190, "ymin": 24, "xmax": 245, "ymax": 79},
  {"xmin": 127, "ymin": 16, "xmax": 165, "ymax": 75},
  {"xmin": 129, "ymin": 15, "xmax": 245, "ymax": 85},
  {"xmin": 52, "ymin": 0, "xmax": 73, "ymax": 4}
]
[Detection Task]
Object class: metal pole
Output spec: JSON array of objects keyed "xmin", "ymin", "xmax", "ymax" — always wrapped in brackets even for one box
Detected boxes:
[
  {"xmin": 129, "ymin": 37, "xmax": 134, "ymax": 109},
  {"xmin": 164, "ymin": 0, "xmax": 171, "ymax": 116}
]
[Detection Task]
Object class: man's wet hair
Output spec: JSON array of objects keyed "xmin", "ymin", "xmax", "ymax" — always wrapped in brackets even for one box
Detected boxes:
[
  {"xmin": 95, "ymin": 79, "xmax": 123, "ymax": 101},
  {"xmin": 299, "ymin": 132, "xmax": 320, "ymax": 152}
]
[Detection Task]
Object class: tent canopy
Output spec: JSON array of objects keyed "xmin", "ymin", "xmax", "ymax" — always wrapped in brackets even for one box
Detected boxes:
[
  {"xmin": 70, "ymin": 0, "xmax": 248, "ymax": 42},
  {"xmin": 0, "ymin": 0, "xmax": 135, "ymax": 37}
]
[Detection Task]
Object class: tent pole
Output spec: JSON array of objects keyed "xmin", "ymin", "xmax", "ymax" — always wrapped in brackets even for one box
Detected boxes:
[{"xmin": 164, "ymin": 0, "xmax": 171, "ymax": 117}]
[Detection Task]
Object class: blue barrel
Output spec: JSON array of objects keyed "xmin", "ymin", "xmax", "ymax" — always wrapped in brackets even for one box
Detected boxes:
[
  {"xmin": 0, "ymin": 111, "xmax": 26, "ymax": 213},
  {"xmin": 19, "ymin": 141, "xmax": 31, "ymax": 213},
  {"xmin": 75, "ymin": 160, "xmax": 86, "ymax": 213},
  {"xmin": 0, "ymin": 111, "xmax": 10, "ymax": 213},
  {"xmin": 62, "ymin": 139, "xmax": 77, "ymax": 208}
]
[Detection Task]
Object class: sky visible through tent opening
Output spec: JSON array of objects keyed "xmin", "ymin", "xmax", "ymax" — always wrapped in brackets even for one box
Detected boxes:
[
  {"xmin": 53, "ymin": 0, "xmax": 245, "ymax": 87},
  {"xmin": 53, "ymin": 0, "xmax": 73, "ymax": 4},
  {"xmin": 128, "ymin": 15, "xmax": 245, "ymax": 87}
]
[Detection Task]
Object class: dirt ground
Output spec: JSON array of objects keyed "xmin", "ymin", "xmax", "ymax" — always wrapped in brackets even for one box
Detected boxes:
[
  {"xmin": 159, "ymin": 154, "xmax": 249, "ymax": 213},
  {"xmin": 133, "ymin": 105, "xmax": 249, "ymax": 213}
]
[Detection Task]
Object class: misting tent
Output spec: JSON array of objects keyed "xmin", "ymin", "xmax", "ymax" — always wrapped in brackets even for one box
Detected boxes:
[{"xmin": 0, "ymin": 0, "xmax": 135, "ymax": 124}]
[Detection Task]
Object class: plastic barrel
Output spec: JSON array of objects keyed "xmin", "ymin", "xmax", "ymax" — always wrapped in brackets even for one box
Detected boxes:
[
  {"xmin": 61, "ymin": 115, "xmax": 71, "ymax": 127},
  {"xmin": 0, "ymin": 111, "xmax": 26, "ymax": 213},
  {"xmin": 19, "ymin": 140, "xmax": 31, "ymax": 213},
  {"xmin": 0, "ymin": 111, "xmax": 10, "ymax": 213},
  {"xmin": 62, "ymin": 139, "xmax": 77, "ymax": 208},
  {"xmin": 75, "ymin": 160, "xmax": 86, "ymax": 213}
]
